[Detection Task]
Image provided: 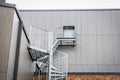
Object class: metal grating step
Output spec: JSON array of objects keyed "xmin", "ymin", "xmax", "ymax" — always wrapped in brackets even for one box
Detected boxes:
[
  {"xmin": 51, "ymin": 66, "xmax": 59, "ymax": 71},
  {"xmin": 51, "ymin": 74, "xmax": 63, "ymax": 77},
  {"xmin": 51, "ymin": 70, "xmax": 63, "ymax": 74},
  {"xmin": 36, "ymin": 62, "xmax": 47, "ymax": 71},
  {"xmin": 57, "ymin": 38, "xmax": 76, "ymax": 46},
  {"xmin": 28, "ymin": 45, "xmax": 48, "ymax": 53},
  {"xmin": 37, "ymin": 55, "xmax": 49, "ymax": 63},
  {"xmin": 28, "ymin": 45, "xmax": 49, "ymax": 61}
]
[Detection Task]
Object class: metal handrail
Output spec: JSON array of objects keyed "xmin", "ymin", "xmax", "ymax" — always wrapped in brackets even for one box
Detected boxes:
[
  {"xmin": 55, "ymin": 50, "xmax": 68, "ymax": 56},
  {"xmin": 29, "ymin": 25, "xmax": 68, "ymax": 80},
  {"xmin": 53, "ymin": 27, "xmax": 64, "ymax": 43},
  {"xmin": 30, "ymin": 25, "xmax": 49, "ymax": 50},
  {"xmin": 51, "ymin": 50, "xmax": 68, "ymax": 80},
  {"xmin": 32, "ymin": 25, "xmax": 49, "ymax": 32},
  {"xmin": 53, "ymin": 27, "xmax": 63, "ymax": 33}
]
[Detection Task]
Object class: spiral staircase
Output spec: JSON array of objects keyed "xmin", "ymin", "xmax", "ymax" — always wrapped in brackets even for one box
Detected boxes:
[{"xmin": 28, "ymin": 25, "xmax": 76, "ymax": 80}]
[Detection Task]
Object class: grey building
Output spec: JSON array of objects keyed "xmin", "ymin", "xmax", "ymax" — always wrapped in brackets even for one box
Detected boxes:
[
  {"xmin": 0, "ymin": 3, "xmax": 35, "ymax": 80},
  {"xmin": 20, "ymin": 10, "xmax": 120, "ymax": 73},
  {"xmin": 1, "ymin": 1, "xmax": 120, "ymax": 80}
]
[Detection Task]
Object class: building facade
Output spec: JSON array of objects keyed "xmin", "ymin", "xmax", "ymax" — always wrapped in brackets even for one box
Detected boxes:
[
  {"xmin": 0, "ymin": 3, "xmax": 35, "ymax": 80},
  {"xmin": 20, "ymin": 10, "xmax": 120, "ymax": 73}
]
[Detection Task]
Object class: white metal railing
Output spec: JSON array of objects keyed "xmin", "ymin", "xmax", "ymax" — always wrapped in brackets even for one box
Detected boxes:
[
  {"xmin": 30, "ymin": 25, "xmax": 49, "ymax": 50},
  {"xmin": 30, "ymin": 26, "xmax": 68, "ymax": 80},
  {"xmin": 53, "ymin": 27, "xmax": 63, "ymax": 41},
  {"xmin": 34, "ymin": 62, "xmax": 49, "ymax": 80},
  {"xmin": 51, "ymin": 50, "xmax": 68, "ymax": 80},
  {"xmin": 34, "ymin": 52, "xmax": 68, "ymax": 80}
]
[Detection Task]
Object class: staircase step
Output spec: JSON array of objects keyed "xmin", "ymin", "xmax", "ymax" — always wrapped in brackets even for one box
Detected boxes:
[
  {"xmin": 37, "ymin": 55, "xmax": 49, "ymax": 63},
  {"xmin": 51, "ymin": 74, "xmax": 65, "ymax": 77},
  {"xmin": 28, "ymin": 45, "xmax": 49, "ymax": 61},
  {"xmin": 51, "ymin": 66, "xmax": 59, "ymax": 71},
  {"xmin": 52, "ymin": 39, "xmax": 60, "ymax": 50},
  {"xmin": 58, "ymin": 38, "xmax": 76, "ymax": 46},
  {"xmin": 52, "ymin": 38, "xmax": 76, "ymax": 52},
  {"xmin": 36, "ymin": 62, "xmax": 47, "ymax": 71},
  {"xmin": 38, "ymin": 55, "xmax": 49, "ymax": 61},
  {"xmin": 51, "ymin": 70, "xmax": 63, "ymax": 74},
  {"xmin": 36, "ymin": 62, "xmax": 43, "ymax": 67},
  {"xmin": 55, "ymin": 76, "xmax": 66, "ymax": 80},
  {"xmin": 28, "ymin": 45, "xmax": 48, "ymax": 53},
  {"xmin": 57, "ymin": 38, "xmax": 76, "ymax": 41}
]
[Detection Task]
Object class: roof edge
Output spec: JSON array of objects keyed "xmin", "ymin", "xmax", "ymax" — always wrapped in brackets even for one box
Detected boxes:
[
  {"xmin": 0, "ymin": 2, "xmax": 15, "ymax": 8},
  {"xmin": 0, "ymin": 2, "xmax": 30, "ymax": 43},
  {"xmin": 19, "ymin": 8, "xmax": 120, "ymax": 12}
]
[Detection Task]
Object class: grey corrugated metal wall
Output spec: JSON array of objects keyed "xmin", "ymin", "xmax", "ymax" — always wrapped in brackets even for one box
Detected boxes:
[{"xmin": 20, "ymin": 10, "xmax": 120, "ymax": 73}]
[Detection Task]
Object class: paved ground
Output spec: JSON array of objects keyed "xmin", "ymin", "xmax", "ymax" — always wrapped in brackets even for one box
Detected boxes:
[{"xmin": 68, "ymin": 75, "xmax": 120, "ymax": 80}]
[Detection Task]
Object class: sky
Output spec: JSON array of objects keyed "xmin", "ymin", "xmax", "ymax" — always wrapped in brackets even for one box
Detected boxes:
[{"xmin": 6, "ymin": 0, "xmax": 120, "ymax": 9}]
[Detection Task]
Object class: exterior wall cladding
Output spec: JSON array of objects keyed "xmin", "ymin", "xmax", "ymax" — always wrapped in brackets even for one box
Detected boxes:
[
  {"xmin": 0, "ymin": 5, "xmax": 35, "ymax": 80},
  {"xmin": 20, "ymin": 10, "xmax": 120, "ymax": 73}
]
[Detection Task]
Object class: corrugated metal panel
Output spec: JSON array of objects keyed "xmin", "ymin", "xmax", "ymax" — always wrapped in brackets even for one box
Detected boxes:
[
  {"xmin": 20, "ymin": 10, "xmax": 120, "ymax": 72},
  {"xmin": 82, "ymin": 11, "xmax": 97, "ymax": 34},
  {"xmin": 97, "ymin": 11, "xmax": 112, "ymax": 34}
]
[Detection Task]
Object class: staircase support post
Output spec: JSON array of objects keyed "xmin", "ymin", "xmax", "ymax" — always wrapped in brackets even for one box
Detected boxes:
[{"xmin": 48, "ymin": 32, "xmax": 53, "ymax": 80}]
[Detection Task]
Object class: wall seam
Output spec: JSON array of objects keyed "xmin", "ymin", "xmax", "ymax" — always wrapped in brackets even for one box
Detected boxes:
[
  {"xmin": 111, "ymin": 11, "xmax": 116, "ymax": 72},
  {"xmin": 81, "ymin": 11, "xmax": 83, "ymax": 67},
  {"xmin": 96, "ymin": 11, "xmax": 99, "ymax": 72},
  {"xmin": 75, "ymin": 11, "xmax": 77, "ymax": 70}
]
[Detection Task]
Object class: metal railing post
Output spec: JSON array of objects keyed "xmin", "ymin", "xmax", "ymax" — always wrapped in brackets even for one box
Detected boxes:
[
  {"xmin": 29, "ymin": 25, "xmax": 32, "ymax": 43},
  {"xmin": 48, "ymin": 32, "xmax": 53, "ymax": 80}
]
